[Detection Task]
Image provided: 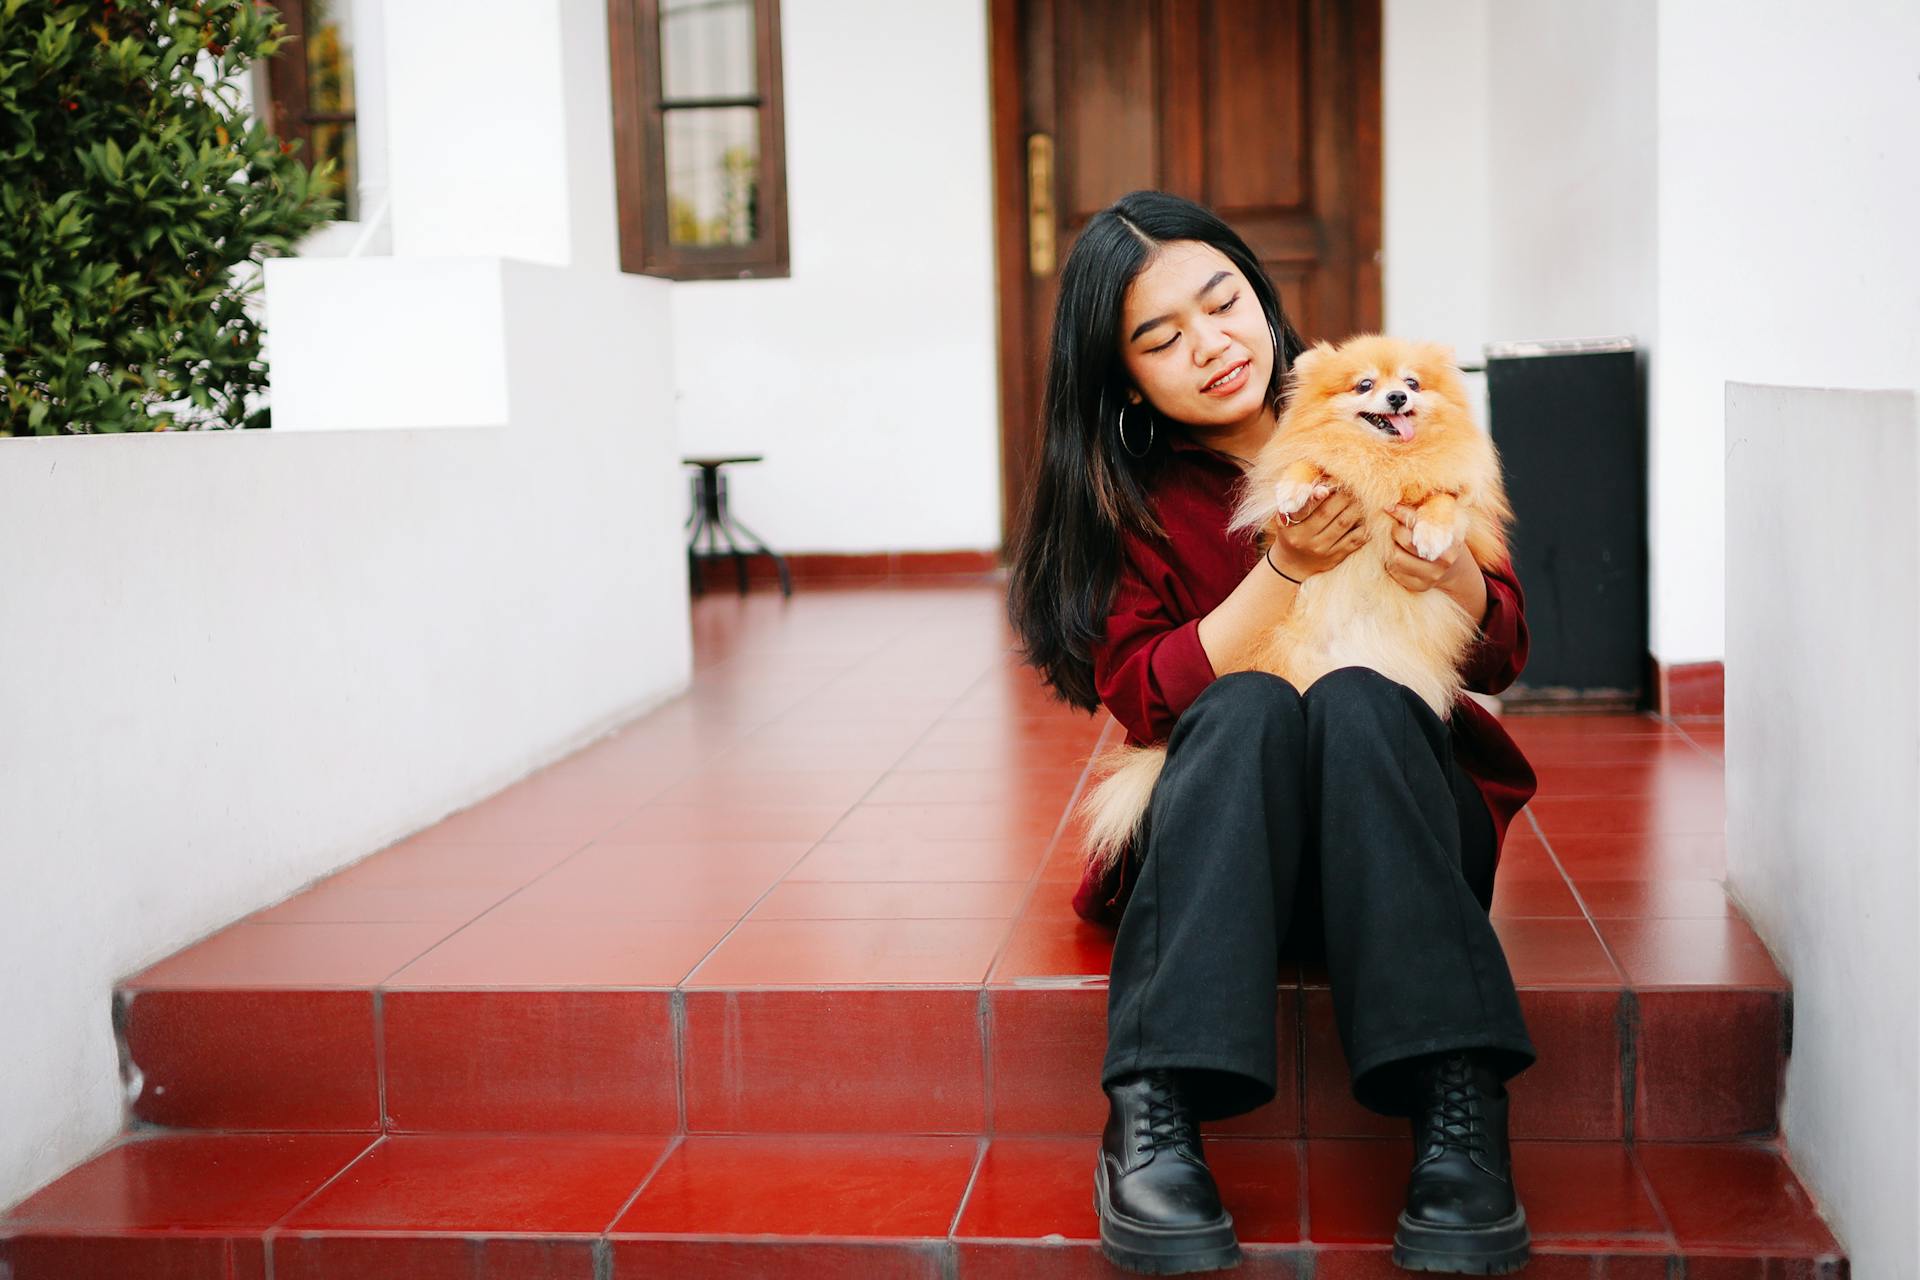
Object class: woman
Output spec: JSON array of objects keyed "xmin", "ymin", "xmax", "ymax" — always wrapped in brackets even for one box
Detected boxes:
[{"xmin": 1005, "ymin": 190, "xmax": 1541, "ymax": 1276}]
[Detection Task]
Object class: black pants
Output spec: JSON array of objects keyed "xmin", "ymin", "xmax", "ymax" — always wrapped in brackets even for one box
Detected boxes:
[{"xmin": 1102, "ymin": 666, "xmax": 1537, "ymax": 1122}]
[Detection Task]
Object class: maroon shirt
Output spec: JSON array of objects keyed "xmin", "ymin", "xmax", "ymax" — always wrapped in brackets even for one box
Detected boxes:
[{"xmin": 1070, "ymin": 428, "xmax": 1539, "ymax": 925}]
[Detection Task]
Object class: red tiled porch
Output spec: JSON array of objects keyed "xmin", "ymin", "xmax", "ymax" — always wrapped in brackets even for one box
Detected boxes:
[{"xmin": 1, "ymin": 582, "xmax": 1846, "ymax": 1277}]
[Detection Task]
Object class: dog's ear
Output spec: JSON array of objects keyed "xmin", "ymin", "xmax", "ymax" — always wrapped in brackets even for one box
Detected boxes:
[
  {"xmin": 1287, "ymin": 340, "xmax": 1337, "ymax": 383},
  {"xmin": 1414, "ymin": 340, "xmax": 1460, "ymax": 372}
]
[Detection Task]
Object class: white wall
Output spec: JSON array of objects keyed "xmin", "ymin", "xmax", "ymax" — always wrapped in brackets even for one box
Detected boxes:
[
  {"xmin": 384, "ymin": 1, "xmax": 576, "ymax": 265},
  {"xmin": 1652, "ymin": 0, "xmax": 1920, "ymax": 663},
  {"xmin": 669, "ymin": 0, "xmax": 1003, "ymax": 554},
  {"xmin": 1725, "ymin": 382, "xmax": 1919, "ymax": 1280},
  {"xmin": 1382, "ymin": 0, "xmax": 1491, "ymax": 364},
  {"xmin": 1483, "ymin": 0, "xmax": 1657, "ymax": 349}
]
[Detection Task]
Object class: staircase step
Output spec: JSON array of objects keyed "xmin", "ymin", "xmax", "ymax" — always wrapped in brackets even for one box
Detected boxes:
[
  {"xmin": 0, "ymin": 1131, "xmax": 1848, "ymax": 1278},
  {"xmin": 116, "ymin": 970, "xmax": 1787, "ymax": 1144}
]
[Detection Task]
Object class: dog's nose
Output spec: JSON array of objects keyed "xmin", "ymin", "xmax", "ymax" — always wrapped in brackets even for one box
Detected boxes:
[{"xmin": 1386, "ymin": 390, "xmax": 1408, "ymax": 410}]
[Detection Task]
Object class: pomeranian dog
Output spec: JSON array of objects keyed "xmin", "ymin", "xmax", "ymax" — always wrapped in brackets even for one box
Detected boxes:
[{"xmin": 1078, "ymin": 333, "xmax": 1515, "ymax": 874}]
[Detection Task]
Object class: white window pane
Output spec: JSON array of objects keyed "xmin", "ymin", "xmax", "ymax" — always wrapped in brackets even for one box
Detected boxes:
[
  {"xmin": 664, "ymin": 107, "xmax": 759, "ymax": 246},
  {"xmin": 660, "ymin": 0, "xmax": 757, "ymax": 100}
]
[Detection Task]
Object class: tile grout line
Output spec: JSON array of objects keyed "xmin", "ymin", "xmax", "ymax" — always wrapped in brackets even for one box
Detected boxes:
[
  {"xmin": 944, "ymin": 1135, "xmax": 991, "ymax": 1244},
  {"xmin": 594, "ymin": 1132, "xmax": 683, "ymax": 1272},
  {"xmin": 977, "ymin": 987, "xmax": 995, "ymax": 1140},
  {"xmin": 1295, "ymin": 1137, "xmax": 1311, "ymax": 1245},
  {"xmin": 258, "ymin": 1131, "xmax": 389, "ymax": 1272},
  {"xmin": 371, "ymin": 989, "xmax": 390, "ymax": 1132},
  {"xmin": 670, "ymin": 989, "xmax": 688, "ymax": 1134},
  {"xmin": 1524, "ymin": 807, "xmax": 1633, "ymax": 989},
  {"xmin": 1621, "ymin": 1137, "xmax": 1683, "ymax": 1257},
  {"xmin": 1618, "ymin": 988, "xmax": 1639, "ymax": 1145}
]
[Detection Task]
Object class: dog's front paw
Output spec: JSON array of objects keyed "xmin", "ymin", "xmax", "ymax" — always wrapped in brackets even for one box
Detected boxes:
[
  {"xmin": 1410, "ymin": 518, "xmax": 1459, "ymax": 561},
  {"xmin": 1274, "ymin": 478, "xmax": 1316, "ymax": 516}
]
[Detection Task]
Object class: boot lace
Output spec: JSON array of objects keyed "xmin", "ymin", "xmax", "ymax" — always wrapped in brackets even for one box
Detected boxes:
[
  {"xmin": 1134, "ymin": 1070, "xmax": 1200, "ymax": 1156},
  {"xmin": 1417, "ymin": 1052, "xmax": 1490, "ymax": 1161}
]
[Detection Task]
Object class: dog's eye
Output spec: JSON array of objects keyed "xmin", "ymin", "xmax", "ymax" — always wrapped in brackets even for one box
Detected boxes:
[
  {"xmin": 1354, "ymin": 379, "xmax": 1374, "ymax": 394},
  {"xmin": 1405, "ymin": 377, "xmax": 1420, "ymax": 391}
]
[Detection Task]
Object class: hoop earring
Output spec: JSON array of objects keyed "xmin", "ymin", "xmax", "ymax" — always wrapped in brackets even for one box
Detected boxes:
[{"xmin": 1117, "ymin": 401, "xmax": 1153, "ymax": 459}]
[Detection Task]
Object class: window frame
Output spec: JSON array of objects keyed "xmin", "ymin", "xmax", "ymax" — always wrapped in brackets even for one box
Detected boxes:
[
  {"xmin": 607, "ymin": 0, "xmax": 791, "ymax": 280},
  {"xmin": 261, "ymin": 0, "xmax": 359, "ymax": 220}
]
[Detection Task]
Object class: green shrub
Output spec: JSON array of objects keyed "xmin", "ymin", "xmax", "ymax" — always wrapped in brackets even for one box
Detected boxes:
[{"xmin": 0, "ymin": 0, "xmax": 337, "ymax": 435}]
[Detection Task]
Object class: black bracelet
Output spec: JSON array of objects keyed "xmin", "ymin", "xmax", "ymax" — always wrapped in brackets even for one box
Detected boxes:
[{"xmin": 1265, "ymin": 547, "xmax": 1302, "ymax": 584}]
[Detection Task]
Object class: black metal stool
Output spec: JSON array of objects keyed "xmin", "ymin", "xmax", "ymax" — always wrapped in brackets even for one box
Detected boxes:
[{"xmin": 683, "ymin": 454, "xmax": 793, "ymax": 598}]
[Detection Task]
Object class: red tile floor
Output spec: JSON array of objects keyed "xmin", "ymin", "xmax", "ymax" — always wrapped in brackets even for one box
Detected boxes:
[{"xmin": 3, "ymin": 582, "xmax": 1848, "ymax": 1277}]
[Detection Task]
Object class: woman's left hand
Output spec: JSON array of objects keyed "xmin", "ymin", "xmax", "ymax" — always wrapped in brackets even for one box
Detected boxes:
[{"xmin": 1382, "ymin": 504, "xmax": 1473, "ymax": 594}]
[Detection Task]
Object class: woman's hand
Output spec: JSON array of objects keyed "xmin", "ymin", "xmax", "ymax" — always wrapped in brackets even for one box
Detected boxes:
[
  {"xmin": 1266, "ymin": 483, "xmax": 1368, "ymax": 579},
  {"xmin": 1383, "ymin": 504, "xmax": 1488, "ymax": 620}
]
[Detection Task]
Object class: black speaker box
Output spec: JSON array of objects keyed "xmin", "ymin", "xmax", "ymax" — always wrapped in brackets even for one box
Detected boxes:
[{"xmin": 1483, "ymin": 337, "xmax": 1649, "ymax": 709}]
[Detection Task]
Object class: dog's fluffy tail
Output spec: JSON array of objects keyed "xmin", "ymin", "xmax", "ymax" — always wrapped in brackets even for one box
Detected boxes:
[{"xmin": 1077, "ymin": 743, "xmax": 1169, "ymax": 874}]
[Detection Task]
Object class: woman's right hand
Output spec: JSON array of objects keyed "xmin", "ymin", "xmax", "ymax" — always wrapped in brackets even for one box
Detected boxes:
[{"xmin": 1266, "ymin": 483, "xmax": 1369, "ymax": 580}]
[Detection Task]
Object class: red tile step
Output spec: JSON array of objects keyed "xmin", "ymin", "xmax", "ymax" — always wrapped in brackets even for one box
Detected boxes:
[
  {"xmin": 1, "ymin": 1131, "xmax": 1848, "ymax": 1278},
  {"xmin": 111, "ymin": 977, "xmax": 1788, "ymax": 1145},
  {"xmin": 112, "ymin": 945, "xmax": 1789, "ymax": 1144}
]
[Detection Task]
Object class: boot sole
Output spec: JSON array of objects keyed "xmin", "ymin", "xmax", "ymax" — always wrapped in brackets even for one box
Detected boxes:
[
  {"xmin": 1391, "ymin": 1204, "xmax": 1531, "ymax": 1274},
  {"xmin": 1093, "ymin": 1152, "xmax": 1242, "ymax": 1275}
]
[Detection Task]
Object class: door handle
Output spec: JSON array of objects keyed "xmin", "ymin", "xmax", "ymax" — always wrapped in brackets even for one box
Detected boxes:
[{"xmin": 1027, "ymin": 132, "xmax": 1055, "ymax": 276}]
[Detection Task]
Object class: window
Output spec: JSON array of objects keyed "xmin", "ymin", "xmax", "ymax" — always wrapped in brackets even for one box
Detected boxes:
[
  {"xmin": 262, "ymin": 0, "xmax": 360, "ymax": 220},
  {"xmin": 608, "ymin": 0, "xmax": 790, "ymax": 279}
]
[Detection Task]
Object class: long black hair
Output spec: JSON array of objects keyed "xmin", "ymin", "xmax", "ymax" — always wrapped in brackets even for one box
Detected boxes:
[{"xmin": 1004, "ymin": 189, "xmax": 1307, "ymax": 712}]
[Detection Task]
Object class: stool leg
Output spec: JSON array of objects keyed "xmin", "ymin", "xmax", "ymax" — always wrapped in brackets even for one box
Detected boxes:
[
  {"xmin": 714, "ymin": 507, "xmax": 751, "ymax": 595},
  {"xmin": 714, "ymin": 472, "xmax": 752, "ymax": 596},
  {"xmin": 724, "ymin": 514, "xmax": 793, "ymax": 599},
  {"xmin": 685, "ymin": 476, "xmax": 703, "ymax": 597},
  {"xmin": 687, "ymin": 468, "xmax": 723, "ymax": 597}
]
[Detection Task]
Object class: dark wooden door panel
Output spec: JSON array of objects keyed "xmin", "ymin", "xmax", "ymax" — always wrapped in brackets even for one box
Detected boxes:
[
  {"xmin": 1204, "ymin": 0, "xmax": 1309, "ymax": 212},
  {"xmin": 1058, "ymin": 0, "xmax": 1157, "ymax": 216}
]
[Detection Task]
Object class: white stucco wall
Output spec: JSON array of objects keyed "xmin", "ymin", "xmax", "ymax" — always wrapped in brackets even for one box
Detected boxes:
[
  {"xmin": 668, "ymin": 0, "xmax": 1004, "ymax": 554},
  {"xmin": 1652, "ymin": 0, "xmax": 1920, "ymax": 663},
  {"xmin": 1482, "ymin": 0, "xmax": 1658, "ymax": 351},
  {"xmin": 1381, "ymin": 0, "xmax": 1492, "ymax": 365},
  {"xmin": 1725, "ymin": 382, "xmax": 1919, "ymax": 1280}
]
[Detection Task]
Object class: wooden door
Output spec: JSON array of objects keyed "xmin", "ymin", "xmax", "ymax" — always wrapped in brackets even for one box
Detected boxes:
[{"xmin": 989, "ymin": 0, "xmax": 1382, "ymax": 545}]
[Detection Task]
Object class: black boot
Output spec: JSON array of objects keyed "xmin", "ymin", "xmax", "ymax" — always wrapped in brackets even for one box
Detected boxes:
[
  {"xmin": 1094, "ymin": 1069, "xmax": 1241, "ymax": 1275},
  {"xmin": 1391, "ymin": 1050, "xmax": 1531, "ymax": 1274}
]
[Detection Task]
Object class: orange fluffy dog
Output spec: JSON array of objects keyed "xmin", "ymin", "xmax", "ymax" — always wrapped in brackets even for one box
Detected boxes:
[{"xmin": 1079, "ymin": 334, "xmax": 1515, "ymax": 873}]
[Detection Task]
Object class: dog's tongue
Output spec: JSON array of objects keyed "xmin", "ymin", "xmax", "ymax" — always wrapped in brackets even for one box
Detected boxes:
[{"xmin": 1388, "ymin": 413, "xmax": 1415, "ymax": 440}]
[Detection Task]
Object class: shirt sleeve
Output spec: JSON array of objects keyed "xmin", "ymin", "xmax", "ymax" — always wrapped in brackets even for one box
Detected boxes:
[
  {"xmin": 1092, "ymin": 538, "xmax": 1219, "ymax": 745},
  {"xmin": 1460, "ymin": 556, "xmax": 1531, "ymax": 696}
]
